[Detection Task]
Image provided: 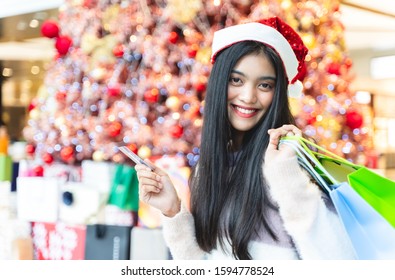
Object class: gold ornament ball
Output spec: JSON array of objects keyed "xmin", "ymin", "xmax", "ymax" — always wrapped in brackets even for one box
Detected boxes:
[
  {"xmin": 92, "ymin": 150, "xmax": 105, "ymax": 162},
  {"xmin": 166, "ymin": 96, "xmax": 181, "ymax": 111},
  {"xmin": 138, "ymin": 145, "xmax": 152, "ymax": 159}
]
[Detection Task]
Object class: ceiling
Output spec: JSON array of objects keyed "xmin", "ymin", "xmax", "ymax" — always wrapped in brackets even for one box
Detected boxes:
[
  {"xmin": 341, "ymin": 0, "xmax": 395, "ymax": 50},
  {"xmin": 1, "ymin": 0, "xmax": 395, "ymax": 88}
]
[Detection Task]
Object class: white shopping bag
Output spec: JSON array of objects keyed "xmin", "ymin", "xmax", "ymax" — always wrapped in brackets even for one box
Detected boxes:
[
  {"xmin": 130, "ymin": 227, "xmax": 170, "ymax": 260},
  {"xmin": 16, "ymin": 177, "xmax": 60, "ymax": 223},
  {"xmin": 81, "ymin": 160, "xmax": 116, "ymax": 193},
  {"xmin": 59, "ymin": 182, "xmax": 107, "ymax": 224}
]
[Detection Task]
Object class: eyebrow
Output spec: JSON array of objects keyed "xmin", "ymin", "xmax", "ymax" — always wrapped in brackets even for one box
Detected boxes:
[{"xmin": 231, "ymin": 69, "xmax": 276, "ymax": 81}]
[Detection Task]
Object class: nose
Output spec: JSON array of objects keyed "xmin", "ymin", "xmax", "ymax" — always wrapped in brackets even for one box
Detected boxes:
[{"xmin": 239, "ymin": 85, "xmax": 257, "ymax": 104}]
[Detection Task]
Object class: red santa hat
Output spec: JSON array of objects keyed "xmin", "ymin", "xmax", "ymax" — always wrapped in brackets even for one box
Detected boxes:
[{"xmin": 211, "ymin": 17, "xmax": 308, "ymax": 98}]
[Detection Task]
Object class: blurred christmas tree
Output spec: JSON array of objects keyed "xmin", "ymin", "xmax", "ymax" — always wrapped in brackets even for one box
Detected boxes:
[{"xmin": 23, "ymin": 0, "xmax": 374, "ymax": 167}]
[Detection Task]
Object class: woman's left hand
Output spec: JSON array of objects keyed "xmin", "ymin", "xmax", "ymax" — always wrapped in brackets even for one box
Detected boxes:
[{"xmin": 265, "ymin": 124, "xmax": 302, "ymax": 163}]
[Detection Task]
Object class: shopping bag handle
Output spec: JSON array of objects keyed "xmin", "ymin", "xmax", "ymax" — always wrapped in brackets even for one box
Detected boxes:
[
  {"xmin": 282, "ymin": 135, "xmax": 363, "ymax": 169},
  {"xmin": 280, "ymin": 136, "xmax": 338, "ymax": 184},
  {"xmin": 280, "ymin": 139, "xmax": 333, "ymax": 193}
]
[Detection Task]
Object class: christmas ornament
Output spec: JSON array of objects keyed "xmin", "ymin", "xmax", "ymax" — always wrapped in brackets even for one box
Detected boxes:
[
  {"xmin": 41, "ymin": 20, "xmax": 60, "ymax": 38},
  {"xmin": 112, "ymin": 44, "xmax": 125, "ymax": 58},
  {"xmin": 144, "ymin": 89, "xmax": 159, "ymax": 103},
  {"xmin": 170, "ymin": 124, "xmax": 184, "ymax": 138},
  {"xmin": 43, "ymin": 153, "xmax": 54, "ymax": 164},
  {"xmin": 55, "ymin": 36, "xmax": 73, "ymax": 55},
  {"xmin": 108, "ymin": 121, "xmax": 123, "ymax": 137},
  {"xmin": 33, "ymin": 165, "xmax": 44, "ymax": 177},
  {"xmin": 168, "ymin": 31, "xmax": 179, "ymax": 44},
  {"xmin": 25, "ymin": 144, "xmax": 36, "ymax": 155},
  {"xmin": 345, "ymin": 110, "xmax": 364, "ymax": 130},
  {"xmin": 60, "ymin": 146, "xmax": 74, "ymax": 162},
  {"xmin": 137, "ymin": 145, "xmax": 152, "ymax": 159}
]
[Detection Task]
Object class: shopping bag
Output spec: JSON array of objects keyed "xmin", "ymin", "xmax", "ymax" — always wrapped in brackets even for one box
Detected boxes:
[
  {"xmin": 31, "ymin": 222, "xmax": 86, "ymax": 260},
  {"xmin": 0, "ymin": 154, "xmax": 12, "ymax": 182},
  {"xmin": 348, "ymin": 168, "xmax": 395, "ymax": 228},
  {"xmin": 81, "ymin": 160, "xmax": 116, "ymax": 193},
  {"xmin": 84, "ymin": 224, "xmax": 132, "ymax": 260},
  {"xmin": 59, "ymin": 182, "xmax": 107, "ymax": 224},
  {"xmin": 289, "ymin": 136, "xmax": 395, "ymax": 229},
  {"xmin": 130, "ymin": 227, "xmax": 170, "ymax": 260},
  {"xmin": 280, "ymin": 136, "xmax": 395, "ymax": 259},
  {"xmin": 16, "ymin": 177, "xmax": 60, "ymax": 223},
  {"xmin": 108, "ymin": 164, "xmax": 139, "ymax": 211}
]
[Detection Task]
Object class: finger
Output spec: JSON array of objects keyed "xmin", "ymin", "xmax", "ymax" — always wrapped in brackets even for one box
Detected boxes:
[
  {"xmin": 281, "ymin": 125, "xmax": 301, "ymax": 136},
  {"xmin": 139, "ymin": 184, "xmax": 161, "ymax": 196},
  {"xmin": 135, "ymin": 163, "xmax": 152, "ymax": 172},
  {"xmin": 267, "ymin": 130, "xmax": 282, "ymax": 150},
  {"xmin": 139, "ymin": 176, "xmax": 162, "ymax": 187},
  {"xmin": 136, "ymin": 169, "xmax": 161, "ymax": 182}
]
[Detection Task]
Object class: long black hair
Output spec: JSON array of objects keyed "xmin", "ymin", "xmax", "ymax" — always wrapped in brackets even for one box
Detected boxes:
[{"xmin": 190, "ymin": 41, "xmax": 296, "ymax": 260}]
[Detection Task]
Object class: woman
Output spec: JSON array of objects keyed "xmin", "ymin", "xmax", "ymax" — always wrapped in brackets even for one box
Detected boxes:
[{"xmin": 135, "ymin": 17, "xmax": 356, "ymax": 260}]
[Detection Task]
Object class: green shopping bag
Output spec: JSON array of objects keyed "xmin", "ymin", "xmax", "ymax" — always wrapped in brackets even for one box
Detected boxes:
[
  {"xmin": 285, "ymin": 135, "xmax": 395, "ymax": 229},
  {"xmin": 0, "ymin": 154, "xmax": 12, "ymax": 181},
  {"xmin": 348, "ymin": 167, "xmax": 395, "ymax": 229},
  {"xmin": 108, "ymin": 164, "xmax": 139, "ymax": 211}
]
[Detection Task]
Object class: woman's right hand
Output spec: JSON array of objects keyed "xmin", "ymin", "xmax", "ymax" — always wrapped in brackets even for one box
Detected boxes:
[{"xmin": 135, "ymin": 160, "xmax": 181, "ymax": 217}]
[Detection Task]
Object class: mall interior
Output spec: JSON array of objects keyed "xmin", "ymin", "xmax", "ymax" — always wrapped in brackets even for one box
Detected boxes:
[{"xmin": 1, "ymin": 0, "xmax": 395, "ymax": 260}]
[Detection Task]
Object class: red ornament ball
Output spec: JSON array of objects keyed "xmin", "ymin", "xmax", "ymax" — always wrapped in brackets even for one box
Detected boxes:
[
  {"xmin": 43, "ymin": 153, "xmax": 54, "ymax": 164},
  {"xmin": 55, "ymin": 36, "xmax": 73, "ymax": 55},
  {"xmin": 168, "ymin": 32, "xmax": 179, "ymax": 44},
  {"xmin": 25, "ymin": 144, "xmax": 36, "ymax": 155},
  {"xmin": 126, "ymin": 143, "xmax": 138, "ymax": 154},
  {"xmin": 194, "ymin": 82, "xmax": 206, "ymax": 92},
  {"xmin": 112, "ymin": 44, "xmax": 124, "ymax": 58},
  {"xmin": 108, "ymin": 121, "xmax": 123, "ymax": 137},
  {"xmin": 170, "ymin": 124, "xmax": 184, "ymax": 138},
  {"xmin": 144, "ymin": 88, "xmax": 159, "ymax": 103},
  {"xmin": 326, "ymin": 62, "xmax": 341, "ymax": 75},
  {"xmin": 60, "ymin": 146, "xmax": 74, "ymax": 162},
  {"xmin": 345, "ymin": 110, "xmax": 363, "ymax": 130},
  {"xmin": 107, "ymin": 84, "xmax": 121, "ymax": 97},
  {"xmin": 33, "ymin": 165, "xmax": 44, "ymax": 177},
  {"xmin": 41, "ymin": 20, "xmax": 59, "ymax": 38},
  {"xmin": 187, "ymin": 44, "xmax": 198, "ymax": 58}
]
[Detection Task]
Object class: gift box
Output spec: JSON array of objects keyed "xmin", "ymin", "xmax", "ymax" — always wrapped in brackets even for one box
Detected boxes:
[
  {"xmin": 59, "ymin": 182, "xmax": 107, "ymax": 224},
  {"xmin": 81, "ymin": 160, "xmax": 116, "ymax": 193},
  {"xmin": 31, "ymin": 222, "xmax": 86, "ymax": 260},
  {"xmin": 16, "ymin": 177, "xmax": 60, "ymax": 223}
]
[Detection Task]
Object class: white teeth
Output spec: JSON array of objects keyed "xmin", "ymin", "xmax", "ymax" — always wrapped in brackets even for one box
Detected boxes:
[{"xmin": 235, "ymin": 106, "xmax": 256, "ymax": 114}]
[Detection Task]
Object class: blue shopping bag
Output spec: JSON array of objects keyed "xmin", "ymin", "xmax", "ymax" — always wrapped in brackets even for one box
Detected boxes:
[
  {"xmin": 281, "ymin": 136, "xmax": 395, "ymax": 259},
  {"xmin": 330, "ymin": 182, "xmax": 395, "ymax": 259}
]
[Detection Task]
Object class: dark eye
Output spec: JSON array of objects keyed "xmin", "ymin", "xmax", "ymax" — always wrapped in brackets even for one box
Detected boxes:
[
  {"xmin": 259, "ymin": 82, "xmax": 274, "ymax": 91},
  {"xmin": 229, "ymin": 76, "xmax": 243, "ymax": 86}
]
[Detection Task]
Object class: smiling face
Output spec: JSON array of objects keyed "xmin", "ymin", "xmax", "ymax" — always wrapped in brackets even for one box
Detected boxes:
[{"xmin": 227, "ymin": 53, "xmax": 276, "ymax": 140}]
